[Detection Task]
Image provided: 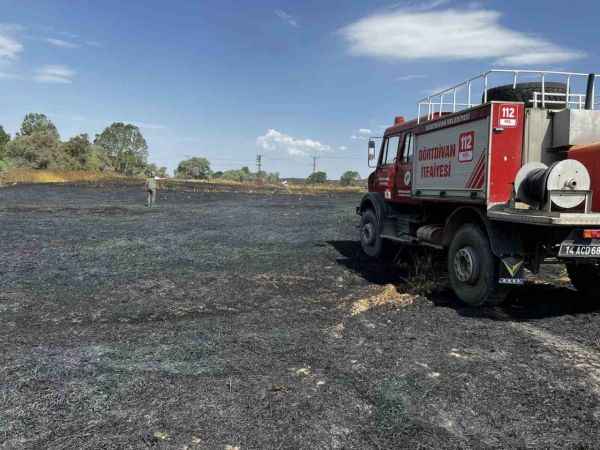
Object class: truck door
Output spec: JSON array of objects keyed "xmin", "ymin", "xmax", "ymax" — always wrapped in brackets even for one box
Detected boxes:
[
  {"xmin": 393, "ymin": 132, "xmax": 416, "ymax": 201},
  {"xmin": 373, "ymin": 134, "xmax": 401, "ymax": 199}
]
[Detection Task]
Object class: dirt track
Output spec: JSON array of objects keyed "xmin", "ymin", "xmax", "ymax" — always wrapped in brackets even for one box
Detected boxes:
[{"xmin": 2, "ymin": 183, "xmax": 600, "ymax": 449}]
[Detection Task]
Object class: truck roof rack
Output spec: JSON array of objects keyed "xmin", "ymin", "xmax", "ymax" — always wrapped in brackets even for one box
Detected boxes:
[{"xmin": 417, "ymin": 69, "xmax": 600, "ymax": 123}]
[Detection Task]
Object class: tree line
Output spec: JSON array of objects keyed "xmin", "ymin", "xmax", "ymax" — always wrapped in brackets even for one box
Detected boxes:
[
  {"xmin": 0, "ymin": 113, "xmax": 167, "ymax": 176},
  {"xmin": 174, "ymin": 157, "xmax": 280, "ymax": 183},
  {"xmin": 0, "ymin": 114, "xmax": 362, "ymax": 186},
  {"xmin": 175, "ymin": 157, "xmax": 361, "ymax": 186}
]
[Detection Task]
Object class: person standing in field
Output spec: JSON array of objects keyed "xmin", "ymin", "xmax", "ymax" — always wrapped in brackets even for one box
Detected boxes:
[{"xmin": 145, "ymin": 174, "xmax": 159, "ymax": 207}]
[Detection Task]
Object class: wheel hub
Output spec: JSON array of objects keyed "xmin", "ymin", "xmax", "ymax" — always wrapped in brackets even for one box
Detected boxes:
[
  {"xmin": 454, "ymin": 246, "xmax": 480, "ymax": 284},
  {"xmin": 362, "ymin": 222, "xmax": 375, "ymax": 245}
]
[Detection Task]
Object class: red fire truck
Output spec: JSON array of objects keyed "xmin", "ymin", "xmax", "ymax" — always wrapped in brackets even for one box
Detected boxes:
[{"xmin": 358, "ymin": 69, "xmax": 600, "ymax": 306}]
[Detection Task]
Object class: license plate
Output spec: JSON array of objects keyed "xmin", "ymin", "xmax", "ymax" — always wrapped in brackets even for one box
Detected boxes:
[{"xmin": 559, "ymin": 243, "xmax": 600, "ymax": 258}]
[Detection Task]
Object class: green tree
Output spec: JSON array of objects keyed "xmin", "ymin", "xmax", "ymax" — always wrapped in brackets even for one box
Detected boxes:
[
  {"xmin": 146, "ymin": 163, "xmax": 169, "ymax": 177},
  {"xmin": 5, "ymin": 132, "xmax": 72, "ymax": 169},
  {"xmin": 265, "ymin": 172, "xmax": 280, "ymax": 184},
  {"xmin": 216, "ymin": 167, "xmax": 277, "ymax": 183},
  {"xmin": 221, "ymin": 169, "xmax": 245, "ymax": 182},
  {"xmin": 175, "ymin": 157, "xmax": 211, "ymax": 179},
  {"xmin": 83, "ymin": 145, "xmax": 114, "ymax": 171},
  {"xmin": 221, "ymin": 168, "xmax": 256, "ymax": 182},
  {"xmin": 0, "ymin": 125, "xmax": 10, "ymax": 160},
  {"xmin": 307, "ymin": 171, "xmax": 327, "ymax": 184},
  {"xmin": 61, "ymin": 134, "xmax": 114, "ymax": 171},
  {"xmin": 19, "ymin": 113, "xmax": 60, "ymax": 140},
  {"xmin": 62, "ymin": 134, "xmax": 91, "ymax": 165},
  {"xmin": 94, "ymin": 123, "xmax": 149, "ymax": 175},
  {"xmin": 340, "ymin": 170, "xmax": 360, "ymax": 186}
]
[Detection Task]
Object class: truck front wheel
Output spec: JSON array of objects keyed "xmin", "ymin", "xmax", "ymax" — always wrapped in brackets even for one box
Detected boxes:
[
  {"xmin": 566, "ymin": 263, "xmax": 600, "ymax": 299},
  {"xmin": 448, "ymin": 224, "xmax": 504, "ymax": 306},
  {"xmin": 360, "ymin": 209, "xmax": 384, "ymax": 258}
]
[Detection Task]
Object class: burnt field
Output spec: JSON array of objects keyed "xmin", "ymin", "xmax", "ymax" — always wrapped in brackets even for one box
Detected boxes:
[{"xmin": 2, "ymin": 184, "xmax": 600, "ymax": 449}]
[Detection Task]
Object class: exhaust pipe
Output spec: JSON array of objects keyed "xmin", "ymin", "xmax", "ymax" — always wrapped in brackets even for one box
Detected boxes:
[{"xmin": 585, "ymin": 73, "xmax": 596, "ymax": 110}]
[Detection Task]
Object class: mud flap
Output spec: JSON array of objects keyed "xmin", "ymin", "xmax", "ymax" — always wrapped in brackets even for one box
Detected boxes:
[{"xmin": 487, "ymin": 220, "xmax": 523, "ymax": 258}]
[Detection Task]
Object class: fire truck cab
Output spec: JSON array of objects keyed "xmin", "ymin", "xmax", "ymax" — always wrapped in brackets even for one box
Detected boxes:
[{"xmin": 358, "ymin": 69, "xmax": 600, "ymax": 306}]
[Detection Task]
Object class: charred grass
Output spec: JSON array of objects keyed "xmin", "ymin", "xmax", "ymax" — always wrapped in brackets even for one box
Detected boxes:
[{"xmin": 2, "ymin": 183, "xmax": 600, "ymax": 448}]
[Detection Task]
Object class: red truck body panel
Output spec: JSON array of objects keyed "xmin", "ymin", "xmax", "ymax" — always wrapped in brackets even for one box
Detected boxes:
[
  {"xmin": 569, "ymin": 142, "xmax": 600, "ymax": 212},
  {"xmin": 371, "ymin": 102, "xmax": 524, "ymax": 208},
  {"xmin": 487, "ymin": 102, "xmax": 525, "ymax": 206}
]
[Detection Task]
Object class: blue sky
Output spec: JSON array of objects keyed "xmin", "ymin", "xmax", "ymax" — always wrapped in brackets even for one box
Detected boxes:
[{"xmin": 0, "ymin": 0, "xmax": 597, "ymax": 178}]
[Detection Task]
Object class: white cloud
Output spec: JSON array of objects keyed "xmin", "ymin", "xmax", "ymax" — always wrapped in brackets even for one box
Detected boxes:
[
  {"xmin": 0, "ymin": 25, "xmax": 23, "ymax": 60},
  {"xmin": 257, "ymin": 129, "xmax": 331, "ymax": 157},
  {"xmin": 351, "ymin": 128, "xmax": 372, "ymax": 140},
  {"xmin": 275, "ymin": 9, "xmax": 298, "ymax": 27},
  {"xmin": 397, "ymin": 74, "xmax": 427, "ymax": 81},
  {"xmin": 339, "ymin": 145, "xmax": 348, "ymax": 151},
  {"xmin": 34, "ymin": 65, "xmax": 75, "ymax": 84},
  {"xmin": 340, "ymin": 6, "xmax": 584, "ymax": 65},
  {"xmin": 45, "ymin": 37, "xmax": 80, "ymax": 49}
]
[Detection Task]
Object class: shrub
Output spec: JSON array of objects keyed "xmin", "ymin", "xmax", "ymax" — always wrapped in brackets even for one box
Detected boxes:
[
  {"xmin": 176, "ymin": 157, "xmax": 211, "ymax": 179},
  {"xmin": 307, "ymin": 171, "xmax": 327, "ymax": 184},
  {"xmin": 340, "ymin": 170, "xmax": 360, "ymax": 186}
]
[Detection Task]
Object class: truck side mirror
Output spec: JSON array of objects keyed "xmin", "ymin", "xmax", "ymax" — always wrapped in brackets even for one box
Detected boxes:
[{"xmin": 368, "ymin": 139, "xmax": 376, "ymax": 165}]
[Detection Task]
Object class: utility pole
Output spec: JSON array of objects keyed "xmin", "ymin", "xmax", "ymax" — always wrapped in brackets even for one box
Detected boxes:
[
  {"xmin": 256, "ymin": 154, "xmax": 262, "ymax": 174},
  {"xmin": 312, "ymin": 155, "xmax": 318, "ymax": 174}
]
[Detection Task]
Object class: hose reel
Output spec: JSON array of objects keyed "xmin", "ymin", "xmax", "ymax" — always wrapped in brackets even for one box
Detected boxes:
[{"xmin": 514, "ymin": 159, "xmax": 591, "ymax": 210}]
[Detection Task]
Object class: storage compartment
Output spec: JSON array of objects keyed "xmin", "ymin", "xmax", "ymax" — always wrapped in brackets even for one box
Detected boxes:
[{"xmin": 553, "ymin": 109, "xmax": 600, "ymax": 147}]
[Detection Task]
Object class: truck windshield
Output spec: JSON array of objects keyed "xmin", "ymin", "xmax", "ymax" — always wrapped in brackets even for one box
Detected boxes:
[{"xmin": 381, "ymin": 135, "xmax": 400, "ymax": 165}]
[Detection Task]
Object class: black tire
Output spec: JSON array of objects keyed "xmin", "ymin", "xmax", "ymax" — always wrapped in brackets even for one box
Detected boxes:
[
  {"xmin": 447, "ymin": 224, "xmax": 505, "ymax": 306},
  {"xmin": 566, "ymin": 263, "xmax": 600, "ymax": 299},
  {"xmin": 360, "ymin": 209, "xmax": 383, "ymax": 258},
  {"xmin": 485, "ymin": 82, "xmax": 567, "ymax": 109}
]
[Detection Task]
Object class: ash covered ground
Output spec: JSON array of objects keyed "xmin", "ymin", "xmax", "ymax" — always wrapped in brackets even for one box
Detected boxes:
[{"xmin": 2, "ymin": 183, "xmax": 600, "ymax": 449}]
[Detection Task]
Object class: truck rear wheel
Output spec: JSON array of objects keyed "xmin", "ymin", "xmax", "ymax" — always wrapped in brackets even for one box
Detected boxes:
[
  {"xmin": 566, "ymin": 263, "xmax": 600, "ymax": 299},
  {"xmin": 448, "ymin": 224, "xmax": 504, "ymax": 306}
]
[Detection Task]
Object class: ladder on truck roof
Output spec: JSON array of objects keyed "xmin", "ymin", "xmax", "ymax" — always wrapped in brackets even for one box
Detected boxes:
[{"xmin": 417, "ymin": 69, "xmax": 600, "ymax": 123}]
